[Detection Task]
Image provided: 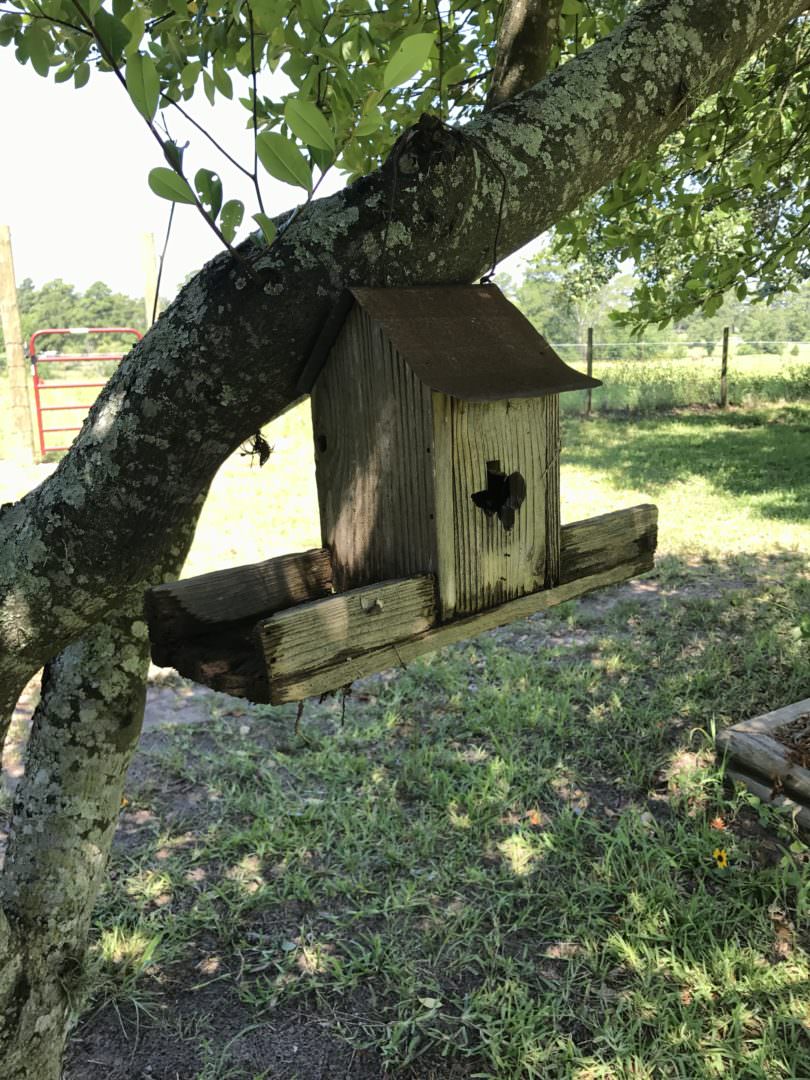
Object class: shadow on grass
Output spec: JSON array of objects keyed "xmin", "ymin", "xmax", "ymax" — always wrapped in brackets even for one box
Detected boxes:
[
  {"xmin": 562, "ymin": 405, "xmax": 810, "ymax": 524},
  {"xmin": 65, "ymin": 549, "xmax": 810, "ymax": 1080}
]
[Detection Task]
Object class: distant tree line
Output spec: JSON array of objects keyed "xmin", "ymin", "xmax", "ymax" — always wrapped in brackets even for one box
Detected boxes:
[
  {"xmin": 5, "ymin": 268, "xmax": 810, "ymax": 371},
  {"xmin": 0, "ymin": 279, "xmax": 149, "ymax": 364},
  {"xmin": 502, "ymin": 252, "xmax": 810, "ymax": 356}
]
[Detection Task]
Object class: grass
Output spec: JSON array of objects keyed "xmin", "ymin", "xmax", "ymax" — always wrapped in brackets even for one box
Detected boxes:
[
  {"xmin": 558, "ymin": 352, "xmax": 810, "ymax": 415},
  {"xmin": 54, "ymin": 401, "xmax": 810, "ymax": 1079}
]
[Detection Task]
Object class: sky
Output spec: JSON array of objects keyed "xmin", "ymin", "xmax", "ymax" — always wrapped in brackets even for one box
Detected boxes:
[{"xmin": 0, "ymin": 52, "xmax": 539, "ymax": 304}]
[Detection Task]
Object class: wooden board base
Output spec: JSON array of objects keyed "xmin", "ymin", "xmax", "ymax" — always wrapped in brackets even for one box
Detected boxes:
[
  {"xmin": 145, "ymin": 503, "xmax": 657, "ymax": 704},
  {"xmin": 262, "ymin": 555, "xmax": 652, "ymax": 703}
]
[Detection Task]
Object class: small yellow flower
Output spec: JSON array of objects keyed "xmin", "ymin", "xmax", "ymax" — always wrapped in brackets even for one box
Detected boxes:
[{"xmin": 713, "ymin": 847, "xmax": 728, "ymax": 869}]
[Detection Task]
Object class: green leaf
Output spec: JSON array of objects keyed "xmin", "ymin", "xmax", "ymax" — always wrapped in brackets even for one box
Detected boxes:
[
  {"xmin": 355, "ymin": 107, "xmax": 383, "ymax": 137},
  {"xmin": 148, "ymin": 167, "xmax": 196, "ymax": 204},
  {"xmin": 252, "ymin": 212, "xmax": 277, "ymax": 245},
  {"xmin": 731, "ymin": 81, "xmax": 754, "ymax": 108},
  {"xmin": 122, "ymin": 7, "xmax": 145, "ymax": 54},
  {"xmin": 561, "ymin": 0, "xmax": 586, "ymax": 12},
  {"xmin": 203, "ymin": 70, "xmax": 215, "ymax": 105},
  {"xmin": 195, "ymin": 168, "xmax": 222, "ymax": 218},
  {"xmin": 25, "ymin": 26, "xmax": 50, "ymax": 77},
  {"xmin": 93, "ymin": 8, "xmax": 132, "ymax": 62},
  {"xmin": 256, "ymin": 132, "xmax": 312, "ymax": 191},
  {"xmin": 212, "ymin": 58, "xmax": 232, "ymax": 99},
  {"xmin": 126, "ymin": 52, "xmax": 160, "ymax": 121},
  {"xmin": 382, "ymin": 32, "xmax": 434, "ymax": 91},
  {"xmin": 162, "ymin": 139, "xmax": 186, "ymax": 171},
  {"xmin": 74, "ymin": 62, "xmax": 90, "ymax": 88},
  {"xmin": 298, "ymin": 0, "xmax": 323, "ymax": 26},
  {"xmin": 284, "ymin": 97, "xmax": 335, "ymax": 153},
  {"xmin": 220, "ymin": 199, "xmax": 244, "ymax": 243},
  {"xmin": 181, "ymin": 60, "xmax": 201, "ymax": 91}
]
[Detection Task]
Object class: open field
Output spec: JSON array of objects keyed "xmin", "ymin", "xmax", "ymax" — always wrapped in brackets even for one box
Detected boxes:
[
  {"xmin": 2, "ymin": 347, "xmax": 809, "ymax": 461},
  {"xmin": 557, "ymin": 350, "xmax": 810, "ymax": 414},
  {"xmin": 4, "ymin": 401, "xmax": 806, "ymax": 1078}
]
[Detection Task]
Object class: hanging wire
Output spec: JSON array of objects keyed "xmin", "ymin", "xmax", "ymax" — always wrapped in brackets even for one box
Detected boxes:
[
  {"xmin": 152, "ymin": 202, "xmax": 175, "ymax": 325},
  {"xmin": 463, "ymin": 132, "xmax": 509, "ymax": 284}
]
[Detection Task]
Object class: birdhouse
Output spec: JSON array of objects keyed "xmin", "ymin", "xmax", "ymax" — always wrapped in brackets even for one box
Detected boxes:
[
  {"xmin": 146, "ymin": 285, "xmax": 658, "ymax": 705},
  {"xmin": 302, "ymin": 285, "xmax": 598, "ymax": 619}
]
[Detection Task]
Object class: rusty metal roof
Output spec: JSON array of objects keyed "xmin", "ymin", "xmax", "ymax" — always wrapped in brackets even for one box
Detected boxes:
[{"xmin": 298, "ymin": 284, "xmax": 601, "ymax": 401}]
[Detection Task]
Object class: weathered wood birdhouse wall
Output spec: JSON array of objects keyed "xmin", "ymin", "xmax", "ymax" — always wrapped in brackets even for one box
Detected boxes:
[
  {"xmin": 146, "ymin": 284, "xmax": 659, "ymax": 705},
  {"xmin": 305, "ymin": 285, "xmax": 596, "ymax": 620}
]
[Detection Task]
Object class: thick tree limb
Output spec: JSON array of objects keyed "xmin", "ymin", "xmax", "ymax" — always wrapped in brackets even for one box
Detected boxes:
[
  {"xmin": 0, "ymin": 506, "xmax": 201, "ymax": 1078},
  {"xmin": 488, "ymin": 0, "xmax": 563, "ymax": 107},
  {"xmin": 0, "ymin": 0, "xmax": 805, "ymax": 744}
]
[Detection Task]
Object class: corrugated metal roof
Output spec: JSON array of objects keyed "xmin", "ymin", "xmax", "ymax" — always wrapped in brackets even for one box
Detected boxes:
[{"xmin": 298, "ymin": 284, "xmax": 601, "ymax": 401}]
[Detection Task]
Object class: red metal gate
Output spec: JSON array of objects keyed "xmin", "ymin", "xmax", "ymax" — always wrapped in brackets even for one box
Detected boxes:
[{"xmin": 29, "ymin": 326, "xmax": 142, "ymax": 456}]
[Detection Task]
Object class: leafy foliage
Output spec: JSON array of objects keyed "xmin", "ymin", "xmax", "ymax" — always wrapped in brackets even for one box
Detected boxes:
[
  {"xmin": 507, "ymin": 253, "xmax": 810, "ymax": 350},
  {"xmin": 554, "ymin": 20, "xmax": 810, "ymax": 328},
  {"xmin": 0, "ymin": 0, "xmax": 498, "ymax": 248},
  {"xmin": 2, "ymin": 0, "xmax": 809, "ymax": 323}
]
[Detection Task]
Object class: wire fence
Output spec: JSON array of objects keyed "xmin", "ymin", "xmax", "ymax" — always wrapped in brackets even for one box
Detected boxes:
[{"xmin": 551, "ymin": 331, "xmax": 810, "ymax": 414}]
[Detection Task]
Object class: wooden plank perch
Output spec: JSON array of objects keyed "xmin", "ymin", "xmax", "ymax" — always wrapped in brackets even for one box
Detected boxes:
[
  {"xmin": 262, "ymin": 555, "xmax": 653, "ymax": 703},
  {"xmin": 147, "ymin": 547, "xmax": 333, "ymax": 665},
  {"xmin": 145, "ymin": 504, "xmax": 657, "ymax": 704},
  {"xmin": 559, "ymin": 504, "xmax": 657, "ymax": 584},
  {"xmin": 261, "ymin": 576, "xmax": 437, "ymax": 700}
]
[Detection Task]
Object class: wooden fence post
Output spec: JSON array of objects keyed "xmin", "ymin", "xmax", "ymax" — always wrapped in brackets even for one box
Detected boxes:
[
  {"xmin": 586, "ymin": 327, "xmax": 594, "ymax": 416},
  {"xmin": 142, "ymin": 231, "xmax": 159, "ymax": 327},
  {"xmin": 0, "ymin": 225, "xmax": 37, "ymax": 464},
  {"xmin": 720, "ymin": 326, "xmax": 729, "ymax": 408}
]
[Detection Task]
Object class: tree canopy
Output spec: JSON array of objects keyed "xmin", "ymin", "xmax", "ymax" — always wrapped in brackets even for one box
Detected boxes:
[
  {"xmin": 3, "ymin": 0, "xmax": 809, "ymax": 324},
  {"xmin": 505, "ymin": 252, "xmax": 810, "ymax": 349},
  {"xmin": 1, "ymin": 278, "xmax": 147, "ymax": 355}
]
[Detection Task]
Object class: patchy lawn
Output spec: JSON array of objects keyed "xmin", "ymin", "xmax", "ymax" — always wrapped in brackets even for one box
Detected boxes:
[{"xmin": 6, "ymin": 403, "xmax": 810, "ymax": 1079}]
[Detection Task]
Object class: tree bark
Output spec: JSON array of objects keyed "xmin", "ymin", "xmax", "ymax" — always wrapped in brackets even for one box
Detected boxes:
[
  {"xmin": 488, "ymin": 0, "xmax": 564, "ymax": 107},
  {"xmin": 0, "ymin": 513, "xmax": 200, "ymax": 1078}
]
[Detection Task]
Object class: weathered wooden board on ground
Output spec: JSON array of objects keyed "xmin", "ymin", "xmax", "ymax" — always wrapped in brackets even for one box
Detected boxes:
[
  {"xmin": 724, "ymin": 767, "xmax": 810, "ymax": 832},
  {"xmin": 717, "ymin": 699, "xmax": 810, "ymax": 822},
  {"xmin": 145, "ymin": 502, "xmax": 658, "ymax": 705}
]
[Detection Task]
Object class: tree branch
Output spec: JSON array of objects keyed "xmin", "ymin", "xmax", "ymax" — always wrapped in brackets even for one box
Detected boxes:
[{"xmin": 487, "ymin": 0, "xmax": 563, "ymax": 107}]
